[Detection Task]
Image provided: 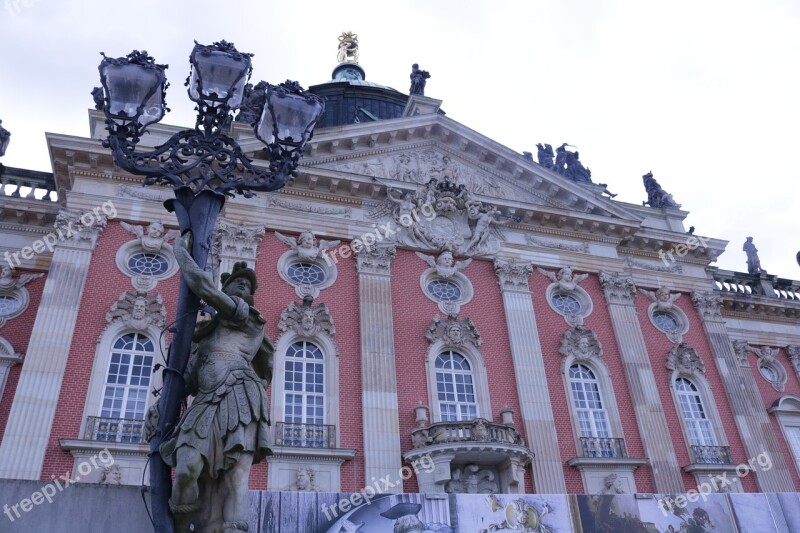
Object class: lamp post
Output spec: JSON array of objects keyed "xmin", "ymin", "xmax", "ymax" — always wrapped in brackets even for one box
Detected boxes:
[{"xmin": 97, "ymin": 41, "xmax": 324, "ymax": 532}]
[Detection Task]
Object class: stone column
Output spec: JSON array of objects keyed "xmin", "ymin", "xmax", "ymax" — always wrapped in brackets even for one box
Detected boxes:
[
  {"xmin": 0, "ymin": 210, "xmax": 106, "ymax": 479},
  {"xmin": 494, "ymin": 259, "xmax": 567, "ymax": 493},
  {"xmin": 598, "ymin": 271, "xmax": 684, "ymax": 493},
  {"xmin": 355, "ymin": 244, "xmax": 402, "ymax": 491},
  {"xmin": 692, "ymin": 291, "xmax": 795, "ymax": 491},
  {"xmin": 212, "ymin": 218, "xmax": 265, "ymax": 277}
]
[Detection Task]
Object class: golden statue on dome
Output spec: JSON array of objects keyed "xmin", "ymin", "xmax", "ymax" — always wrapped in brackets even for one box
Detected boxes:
[{"xmin": 337, "ymin": 31, "xmax": 359, "ymax": 63}]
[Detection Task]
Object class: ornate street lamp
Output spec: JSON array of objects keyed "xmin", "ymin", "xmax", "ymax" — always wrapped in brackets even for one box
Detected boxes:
[{"xmin": 97, "ymin": 41, "xmax": 324, "ymax": 533}]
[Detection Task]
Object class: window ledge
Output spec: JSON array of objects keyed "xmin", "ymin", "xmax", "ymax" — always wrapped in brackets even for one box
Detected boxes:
[
  {"xmin": 683, "ymin": 463, "xmax": 746, "ymax": 475},
  {"xmin": 567, "ymin": 456, "xmax": 648, "ymax": 470},
  {"xmin": 268, "ymin": 445, "xmax": 357, "ymax": 463},
  {"xmin": 60, "ymin": 439, "xmax": 149, "ymax": 457}
]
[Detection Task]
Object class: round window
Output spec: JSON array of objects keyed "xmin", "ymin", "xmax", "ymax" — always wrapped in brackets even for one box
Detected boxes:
[
  {"xmin": 127, "ymin": 253, "xmax": 170, "ymax": 276},
  {"xmin": 551, "ymin": 292, "xmax": 582, "ymax": 315},
  {"xmin": 287, "ymin": 262, "xmax": 327, "ymax": 286},
  {"xmin": 0, "ymin": 294, "xmax": 21, "ymax": 316},
  {"xmin": 652, "ymin": 311, "xmax": 679, "ymax": 333},
  {"xmin": 759, "ymin": 365, "xmax": 777, "ymax": 382},
  {"xmin": 426, "ymin": 279, "xmax": 462, "ymax": 302}
]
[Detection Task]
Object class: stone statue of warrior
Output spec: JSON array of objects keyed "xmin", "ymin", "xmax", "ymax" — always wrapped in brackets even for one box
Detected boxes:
[{"xmin": 161, "ymin": 235, "xmax": 273, "ymax": 533}]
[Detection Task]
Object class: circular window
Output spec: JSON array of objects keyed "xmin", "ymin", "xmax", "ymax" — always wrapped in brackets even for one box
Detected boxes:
[
  {"xmin": 760, "ymin": 365, "xmax": 777, "ymax": 382},
  {"xmin": 652, "ymin": 311, "xmax": 680, "ymax": 333},
  {"xmin": 427, "ymin": 279, "xmax": 462, "ymax": 302},
  {"xmin": 127, "ymin": 253, "xmax": 170, "ymax": 276},
  {"xmin": 0, "ymin": 294, "xmax": 21, "ymax": 316},
  {"xmin": 551, "ymin": 292, "xmax": 582, "ymax": 315},
  {"xmin": 287, "ymin": 262, "xmax": 327, "ymax": 286}
]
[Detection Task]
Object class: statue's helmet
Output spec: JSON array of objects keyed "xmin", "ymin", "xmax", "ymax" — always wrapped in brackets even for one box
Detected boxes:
[{"xmin": 221, "ymin": 261, "xmax": 258, "ymax": 294}]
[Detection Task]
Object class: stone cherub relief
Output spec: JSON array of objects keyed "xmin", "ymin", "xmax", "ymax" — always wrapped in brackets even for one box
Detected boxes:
[
  {"xmin": 0, "ymin": 266, "xmax": 43, "ymax": 292},
  {"xmin": 104, "ymin": 290, "xmax": 166, "ymax": 333},
  {"xmin": 120, "ymin": 220, "xmax": 180, "ymax": 254},
  {"xmin": 415, "ymin": 250, "xmax": 472, "ymax": 279},
  {"xmin": 537, "ymin": 266, "xmax": 588, "ymax": 292},
  {"xmin": 369, "ymin": 176, "xmax": 510, "ymax": 257},
  {"xmin": 275, "ymin": 230, "xmax": 340, "ymax": 261},
  {"xmin": 161, "ymin": 237, "xmax": 274, "ymax": 533},
  {"xmin": 639, "ymin": 286, "xmax": 681, "ymax": 311}
]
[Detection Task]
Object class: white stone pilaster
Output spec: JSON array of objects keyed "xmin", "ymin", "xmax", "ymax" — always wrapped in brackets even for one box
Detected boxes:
[
  {"xmin": 0, "ymin": 210, "xmax": 106, "ymax": 479},
  {"xmin": 599, "ymin": 271, "xmax": 684, "ymax": 493},
  {"xmin": 213, "ymin": 218, "xmax": 265, "ymax": 275},
  {"xmin": 494, "ymin": 259, "xmax": 567, "ymax": 493},
  {"xmin": 355, "ymin": 245, "xmax": 402, "ymax": 492},
  {"xmin": 692, "ymin": 291, "xmax": 795, "ymax": 491}
]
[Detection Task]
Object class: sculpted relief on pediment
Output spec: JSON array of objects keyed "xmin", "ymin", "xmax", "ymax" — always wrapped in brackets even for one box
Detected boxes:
[{"xmin": 318, "ymin": 148, "xmax": 515, "ymax": 200}]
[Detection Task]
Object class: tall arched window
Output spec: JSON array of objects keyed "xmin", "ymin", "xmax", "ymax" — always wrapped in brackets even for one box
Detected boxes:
[
  {"xmin": 435, "ymin": 351, "xmax": 478, "ymax": 421},
  {"xmin": 284, "ymin": 340, "xmax": 325, "ymax": 425},
  {"xmin": 98, "ymin": 332, "xmax": 155, "ymax": 442},
  {"xmin": 675, "ymin": 377, "xmax": 716, "ymax": 446},
  {"xmin": 568, "ymin": 364, "xmax": 611, "ymax": 438}
]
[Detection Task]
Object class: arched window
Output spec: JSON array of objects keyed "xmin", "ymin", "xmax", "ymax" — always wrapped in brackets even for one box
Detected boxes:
[
  {"xmin": 98, "ymin": 332, "xmax": 155, "ymax": 442},
  {"xmin": 568, "ymin": 364, "xmax": 611, "ymax": 439},
  {"xmin": 284, "ymin": 340, "xmax": 325, "ymax": 425},
  {"xmin": 435, "ymin": 351, "xmax": 478, "ymax": 421},
  {"xmin": 675, "ymin": 378, "xmax": 717, "ymax": 446}
]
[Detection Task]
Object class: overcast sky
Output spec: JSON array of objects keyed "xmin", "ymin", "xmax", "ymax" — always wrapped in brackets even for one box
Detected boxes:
[{"xmin": 1, "ymin": 0, "xmax": 798, "ymax": 279}]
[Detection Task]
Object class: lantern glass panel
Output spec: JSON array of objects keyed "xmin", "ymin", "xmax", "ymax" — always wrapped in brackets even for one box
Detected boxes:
[
  {"xmin": 188, "ymin": 50, "xmax": 249, "ymax": 109},
  {"xmin": 259, "ymin": 92, "xmax": 323, "ymax": 148},
  {"xmin": 103, "ymin": 63, "xmax": 164, "ymax": 126}
]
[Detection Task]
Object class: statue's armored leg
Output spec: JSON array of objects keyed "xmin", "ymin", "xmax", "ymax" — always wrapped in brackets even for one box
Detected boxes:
[
  {"xmin": 222, "ymin": 452, "xmax": 254, "ymax": 530},
  {"xmin": 171, "ymin": 445, "xmax": 204, "ymax": 532}
]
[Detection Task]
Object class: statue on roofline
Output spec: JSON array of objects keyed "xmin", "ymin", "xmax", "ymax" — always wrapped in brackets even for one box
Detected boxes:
[
  {"xmin": 161, "ymin": 234, "xmax": 273, "ymax": 533},
  {"xmin": 410, "ymin": 63, "xmax": 431, "ymax": 96},
  {"xmin": 642, "ymin": 171, "xmax": 681, "ymax": 209},
  {"xmin": 743, "ymin": 236, "xmax": 763, "ymax": 274},
  {"xmin": 337, "ymin": 31, "xmax": 359, "ymax": 63}
]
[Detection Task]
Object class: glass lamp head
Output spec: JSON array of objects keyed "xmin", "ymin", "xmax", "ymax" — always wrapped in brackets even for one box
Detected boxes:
[
  {"xmin": 98, "ymin": 50, "xmax": 168, "ymax": 129},
  {"xmin": 187, "ymin": 41, "xmax": 252, "ymax": 110}
]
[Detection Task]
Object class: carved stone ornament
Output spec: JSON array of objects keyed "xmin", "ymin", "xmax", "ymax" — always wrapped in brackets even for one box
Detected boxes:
[
  {"xmin": 213, "ymin": 219, "xmax": 265, "ymax": 260},
  {"xmin": 599, "ymin": 473, "xmax": 627, "ymax": 495},
  {"xmin": 480, "ymin": 497, "xmax": 553, "ymax": 533},
  {"xmin": 732, "ymin": 340, "xmax": 751, "ymax": 366},
  {"xmin": 666, "ymin": 343, "xmax": 705, "ymax": 377},
  {"xmin": 278, "ymin": 297, "xmax": 335, "ymax": 338},
  {"xmin": 0, "ymin": 267, "xmax": 43, "ymax": 328},
  {"xmin": 121, "ymin": 220, "xmax": 180, "ymax": 253},
  {"xmin": 526, "ymin": 235, "xmax": 589, "ymax": 253},
  {"xmin": 624, "ymin": 256, "xmax": 683, "ymax": 274},
  {"xmin": 288, "ymin": 466, "xmax": 319, "ymax": 492},
  {"xmin": 275, "ymin": 230, "xmax": 339, "ymax": 261},
  {"xmin": 355, "ymin": 244, "xmax": 396, "ymax": 275},
  {"xmin": 787, "ymin": 346, "xmax": 800, "ymax": 378},
  {"xmin": 426, "ymin": 314, "xmax": 482, "ymax": 349},
  {"xmin": 415, "ymin": 250, "xmax": 472, "ymax": 279},
  {"xmin": 691, "ymin": 290, "xmax": 723, "ymax": 321},
  {"xmin": 599, "ymin": 271, "xmax": 636, "ymax": 304},
  {"xmin": 538, "ymin": 266, "xmax": 588, "ymax": 292},
  {"xmin": 494, "ymin": 259, "xmax": 532, "ymax": 291},
  {"xmin": 639, "ymin": 286, "xmax": 681, "ymax": 311},
  {"xmin": 99, "ymin": 464, "xmax": 122, "ymax": 486},
  {"xmin": 54, "ymin": 209, "xmax": 107, "ymax": 246},
  {"xmin": 559, "ymin": 325, "xmax": 603, "ymax": 363},
  {"xmin": 117, "ymin": 184, "xmax": 174, "ymax": 202},
  {"xmin": 104, "ymin": 290, "xmax": 166, "ymax": 333},
  {"xmin": 748, "ymin": 345, "xmax": 787, "ymax": 392},
  {"xmin": 0, "ymin": 266, "xmax": 43, "ymax": 292},
  {"xmin": 366, "ymin": 173, "xmax": 509, "ymax": 257},
  {"xmin": 267, "ymin": 195, "xmax": 352, "ymax": 218},
  {"xmin": 445, "ymin": 464, "xmax": 499, "ymax": 494}
]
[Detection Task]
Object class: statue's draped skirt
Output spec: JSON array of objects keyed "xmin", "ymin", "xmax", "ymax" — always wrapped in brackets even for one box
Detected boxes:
[{"xmin": 161, "ymin": 365, "xmax": 270, "ymax": 478}]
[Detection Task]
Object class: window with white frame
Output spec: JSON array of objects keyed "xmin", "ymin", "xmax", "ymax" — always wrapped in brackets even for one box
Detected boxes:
[
  {"xmin": 569, "ymin": 364, "xmax": 611, "ymax": 439},
  {"xmin": 435, "ymin": 351, "xmax": 478, "ymax": 422},
  {"xmin": 675, "ymin": 377, "xmax": 717, "ymax": 446},
  {"xmin": 284, "ymin": 341, "xmax": 325, "ymax": 425},
  {"xmin": 97, "ymin": 332, "xmax": 155, "ymax": 443}
]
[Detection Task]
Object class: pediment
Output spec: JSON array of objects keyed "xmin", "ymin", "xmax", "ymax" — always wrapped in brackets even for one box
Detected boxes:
[{"xmin": 312, "ymin": 145, "xmax": 552, "ymax": 207}]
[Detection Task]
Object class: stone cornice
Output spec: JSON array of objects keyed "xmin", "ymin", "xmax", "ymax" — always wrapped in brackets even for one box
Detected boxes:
[
  {"xmin": 59, "ymin": 438, "xmax": 148, "ymax": 457},
  {"xmin": 566, "ymin": 457, "xmax": 647, "ymax": 470},
  {"xmin": 267, "ymin": 446, "xmax": 357, "ymax": 463}
]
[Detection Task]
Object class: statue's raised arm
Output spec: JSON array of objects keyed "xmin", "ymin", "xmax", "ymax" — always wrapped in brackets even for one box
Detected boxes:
[{"xmin": 172, "ymin": 233, "xmax": 239, "ymax": 317}]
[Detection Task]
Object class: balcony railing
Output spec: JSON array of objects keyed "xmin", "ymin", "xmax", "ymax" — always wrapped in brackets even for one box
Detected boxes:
[
  {"xmin": 83, "ymin": 416, "xmax": 145, "ymax": 444},
  {"xmin": 579, "ymin": 437, "xmax": 627, "ymax": 458},
  {"xmin": 411, "ymin": 418, "xmax": 523, "ymax": 449},
  {"xmin": 274, "ymin": 422, "xmax": 336, "ymax": 448},
  {"xmin": 691, "ymin": 445, "xmax": 733, "ymax": 465},
  {"xmin": 0, "ymin": 167, "xmax": 57, "ymax": 201},
  {"xmin": 712, "ymin": 269, "xmax": 800, "ymax": 302}
]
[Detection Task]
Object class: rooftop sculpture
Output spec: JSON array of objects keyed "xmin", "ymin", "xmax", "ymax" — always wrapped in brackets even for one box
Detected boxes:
[
  {"xmin": 743, "ymin": 236, "xmax": 764, "ymax": 274},
  {"xmin": 410, "ymin": 63, "xmax": 431, "ymax": 96},
  {"xmin": 337, "ymin": 31, "xmax": 359, "ymax": 63},
  {"xmin": 642, "ymin": 171, "xmax": 681, "ymax": 209}
]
